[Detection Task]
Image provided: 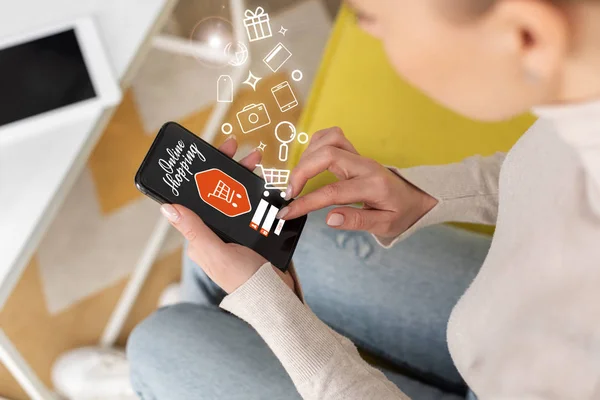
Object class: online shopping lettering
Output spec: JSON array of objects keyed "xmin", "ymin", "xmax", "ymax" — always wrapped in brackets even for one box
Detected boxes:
[{"xmin": 159, "ymin": 140, "xmax": 206, "ymax": 196}]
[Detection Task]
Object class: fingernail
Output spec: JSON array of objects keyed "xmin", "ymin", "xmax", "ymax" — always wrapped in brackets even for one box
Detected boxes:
[
  {"xmin": 327, "ymin": 213, "xmax": 345, "ymax": 227},
  {"xmin": 224, "ymin": 134, "xmax": 237, "ymax": 142},
  {"xmin": 160, "ymin": 204, "xmax": 181, "ymax": 223},
  {"xmin": 277, "ymin": 207, "xmax": 290, "ymax": 220},
  {"xmin": 284, "ymin": 184, "xmax": 293, "ymax": 200}
]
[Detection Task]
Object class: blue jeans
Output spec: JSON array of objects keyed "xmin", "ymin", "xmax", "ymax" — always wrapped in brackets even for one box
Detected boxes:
[{"xmin": 128, "ymin": 209, "xmax": 490, "ymax": 399}]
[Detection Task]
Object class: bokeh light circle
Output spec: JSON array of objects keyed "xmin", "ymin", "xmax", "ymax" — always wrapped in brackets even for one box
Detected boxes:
[{"xmin": 190, "ymin": 17, "xmax": 235, "ymax": 68}]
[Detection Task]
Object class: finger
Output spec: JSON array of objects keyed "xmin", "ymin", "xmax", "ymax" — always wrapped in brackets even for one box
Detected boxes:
[
  {"xmin": 309, "ymin": 127, "xmax": 350, "ymax": 147},
  {"xmin": 325, "ymin": 207, "xmax": 394, "ymax": 235},
  {"xmin": 238, "ymin": 148, "xmax": 262, "ymax": 171},
  {"xmin": 160, "ymin": 204, "xmax": 225, "ymax": 252},
  {"xmin": 287, "ymin": 146, "xmax": 373, "ymax": 199},
  {"xmin": 218, "ymin": 135, "xmax": 238, "ymax": 158},
  {"xmin": 301, "ymin": 127, "xmax": 359, "ymax": 159},
  {"xmin": 279, "ymin": 178, "xmax": 374, "ymax": 220}
]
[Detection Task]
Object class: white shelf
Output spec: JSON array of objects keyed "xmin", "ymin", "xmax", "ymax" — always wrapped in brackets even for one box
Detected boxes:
[{"xmin": 0, "ymin": 0, "xmax": 173, "ymax": 309}]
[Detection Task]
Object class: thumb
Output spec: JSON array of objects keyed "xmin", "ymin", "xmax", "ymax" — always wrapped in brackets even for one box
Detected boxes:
[
  {"xmin": 160, "ymin": 204, "xmax": 225, "ymax": 250},
  {"xmin": 325, "ymin": 207, "xmax": 393, "ymax": 235}
]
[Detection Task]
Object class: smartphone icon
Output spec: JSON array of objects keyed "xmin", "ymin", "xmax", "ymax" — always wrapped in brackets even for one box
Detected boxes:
[
  {"xmin": 271, "ymin": 81, "xmax": 298, "ymax": 113},
  {"xmin": 134, "ymin": 122, "xmax": 307, "ymax": 271}
]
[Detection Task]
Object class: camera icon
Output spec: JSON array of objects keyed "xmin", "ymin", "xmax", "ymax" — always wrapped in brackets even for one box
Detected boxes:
[{"xmin": 236, "ymin": 103, "xmax": 271, "ymax": 134}]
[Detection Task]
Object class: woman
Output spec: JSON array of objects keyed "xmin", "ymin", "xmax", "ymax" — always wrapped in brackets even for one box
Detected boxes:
[{"xmin": 128, "ymin": 0, "xmax": 600, "ymax": 398}]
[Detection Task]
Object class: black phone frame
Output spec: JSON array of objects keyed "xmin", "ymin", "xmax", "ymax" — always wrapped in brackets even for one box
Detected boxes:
[{"xmin": 134, "ymin": 122, "xmax": 307, "ymax": 271}]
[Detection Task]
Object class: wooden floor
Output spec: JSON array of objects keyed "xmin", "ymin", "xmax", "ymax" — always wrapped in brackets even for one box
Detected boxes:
[{"xmin": 0, "ymin": 72, "xmax": 299, "ymax": 399}]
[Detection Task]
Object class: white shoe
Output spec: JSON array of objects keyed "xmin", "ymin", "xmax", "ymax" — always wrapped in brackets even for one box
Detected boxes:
[
  {"xmin": 157, "ymin": 282, "xmax": 181, "ymax": 308},
  {"xmin": 51, "ymin": 347, "xmax": 136, "ymax": 400}
]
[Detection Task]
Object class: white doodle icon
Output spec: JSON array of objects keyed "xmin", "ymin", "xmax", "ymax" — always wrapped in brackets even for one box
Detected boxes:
[
  {"xmin": 237, "ymin": 104, "xmax": 271, "ymax": 134},
  {"xmin": 217, "ymin": 75, "xmax": 233, "ymax": 103},
  {"xmin": 272, "ymin": 81, "xmax": 298, "ymax": 112},
  {"xmin": 292, "ymin": 70, "xmax": 303, "ymax": 82},
  {"xmin": 243, "ymin": 71, "xmax": 262, "ymax": 91},
  {"xmin": 224, "ymin": 41, "xmax": 249, "ymax": 67},
  {"xmin": 274, "ymin": 121, "xmax": 296, "ymax": 162},
  {"xmin": 221, "ymin": 123, "xmax": 233, "ymax": 135},
  {"xmin": 244, "ymin": 7, "xmax": 272, "ymax": 42},
  {"xmin": 297, "ymin": 132, "xmax": 309, "ymax": 144},
  {"xmin": 279, "ymin": 26, "xmax": 288, "ymax": 36},
  {"xmin": 256, "ymin": 164, "xmax": 289, "ymax": 198},
  {"xmin": 263, "ymin": 42, "xmax": 292, "ymax": 73}
]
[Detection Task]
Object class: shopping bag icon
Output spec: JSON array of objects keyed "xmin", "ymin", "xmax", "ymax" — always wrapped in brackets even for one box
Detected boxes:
[{"xmin": 195, "ymin": 169, "xmax": 252, "ymax": 218}]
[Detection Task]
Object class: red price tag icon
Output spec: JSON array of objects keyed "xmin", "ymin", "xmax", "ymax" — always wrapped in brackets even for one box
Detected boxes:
[{"xmin": 195, "ymin": 169, "xmax": 252, "ymax": 218}]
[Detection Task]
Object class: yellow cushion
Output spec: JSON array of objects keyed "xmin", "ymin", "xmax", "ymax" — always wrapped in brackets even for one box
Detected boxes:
[{"xmin": 291, "ymin": 6, "xmax": 535, "ymax": 234}]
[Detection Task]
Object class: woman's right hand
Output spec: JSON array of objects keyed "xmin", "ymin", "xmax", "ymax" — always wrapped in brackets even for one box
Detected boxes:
[{"xmin": 277, "ymin": 127, "xmax": 438, "ymax": 239}]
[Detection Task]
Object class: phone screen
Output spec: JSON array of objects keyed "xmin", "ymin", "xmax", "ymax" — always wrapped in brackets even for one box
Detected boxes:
[
  {"xmin": 0, "ymin": 29, "xmax": 96, "ymax": 127},
  {"xmin": 135, "ymin": 122, "xmax": 306, "ymax": 271}
]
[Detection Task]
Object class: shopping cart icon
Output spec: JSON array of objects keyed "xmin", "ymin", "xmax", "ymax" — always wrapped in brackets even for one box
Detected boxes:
[
  {"xmin": 208, "ymin": 180, "xmax": 243, "ymax": 208},
  {"xmin": 256, "ymin": 164, "xmax": 289, "ymax": 198},
  {"xmin": 195, "ymin": 169, "xmax": 252, "ymax": 218}
]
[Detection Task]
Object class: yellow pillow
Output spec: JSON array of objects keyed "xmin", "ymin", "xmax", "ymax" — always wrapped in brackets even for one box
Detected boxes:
[{"xmin": 291, "ymin": 6, "xmax": 535, "ymax": 234}]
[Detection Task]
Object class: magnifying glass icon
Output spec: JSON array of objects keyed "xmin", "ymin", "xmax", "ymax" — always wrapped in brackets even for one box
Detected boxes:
[{"xmin": 275, "ymin": 121, "xmax": 296, "ymax": 162}]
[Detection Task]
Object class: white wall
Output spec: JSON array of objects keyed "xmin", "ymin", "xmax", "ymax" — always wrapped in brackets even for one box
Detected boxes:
[
  {"xmin": 0, "ymin": 0, "xmax": 166, "ymax": 76},
  {"xmin": 0, "ymin": 0, "xmax": 100, "ymax": 38}
]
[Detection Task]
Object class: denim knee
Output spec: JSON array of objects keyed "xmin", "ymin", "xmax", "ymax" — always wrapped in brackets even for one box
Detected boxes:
[
  {"xmin": 127, "ymin": 304, "xmax": 300, "ymax": 400},
  {"xmin": 127, "ymin": 305, "xmax": 204, "ymax": 387},
  {"xmin": 127, "ymin": 306, "xmax": 175, "ymax": 379},
  {"xmin": 127, "ymin": 303, "xmax": 230, "ymax": 375}
]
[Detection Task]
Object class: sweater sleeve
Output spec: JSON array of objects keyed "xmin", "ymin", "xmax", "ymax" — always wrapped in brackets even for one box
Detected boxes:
[
  {"xmin": 220, "ymin": 264, "xmax": 410, "ymax": 400},
  {"xmin": 375, "ymin": 153, "xmax": 505, "ymax": 248}
]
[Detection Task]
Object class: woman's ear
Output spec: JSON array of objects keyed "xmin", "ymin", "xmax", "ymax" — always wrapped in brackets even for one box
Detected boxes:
[{"xmin": 492, "ymin": 0, "xmax": 569, "ymax": 86}]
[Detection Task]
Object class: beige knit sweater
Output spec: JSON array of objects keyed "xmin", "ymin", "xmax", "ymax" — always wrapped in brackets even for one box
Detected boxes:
[{"xmin": 220, "ymin": 100, "xmax": 600, "ymax": 399}]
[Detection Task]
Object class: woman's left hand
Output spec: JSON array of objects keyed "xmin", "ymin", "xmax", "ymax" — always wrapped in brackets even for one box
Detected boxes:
[{"xmin": 160, "ymin": 136, "xmax": 295, "ymax": 294}]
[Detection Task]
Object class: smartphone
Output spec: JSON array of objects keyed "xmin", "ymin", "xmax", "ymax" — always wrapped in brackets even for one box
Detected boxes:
[{"xmin": 135, "ymin": 122, "xmax": 307, "ymax": 271}]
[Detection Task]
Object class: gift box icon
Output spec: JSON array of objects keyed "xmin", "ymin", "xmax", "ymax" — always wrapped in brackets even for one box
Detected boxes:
[{"xmin": 244, "ymin": 7, "xmax": 272, "ymax": 42}]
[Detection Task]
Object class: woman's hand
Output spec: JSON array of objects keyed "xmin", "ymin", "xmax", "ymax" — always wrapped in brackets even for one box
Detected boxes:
[
  {"xmin": 161, "ymin": 136, "xmax": 295, "ymax": 294},
  {"xmin": 278, "ymin": 127, "xmax": 438, "ymax": 239}
]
